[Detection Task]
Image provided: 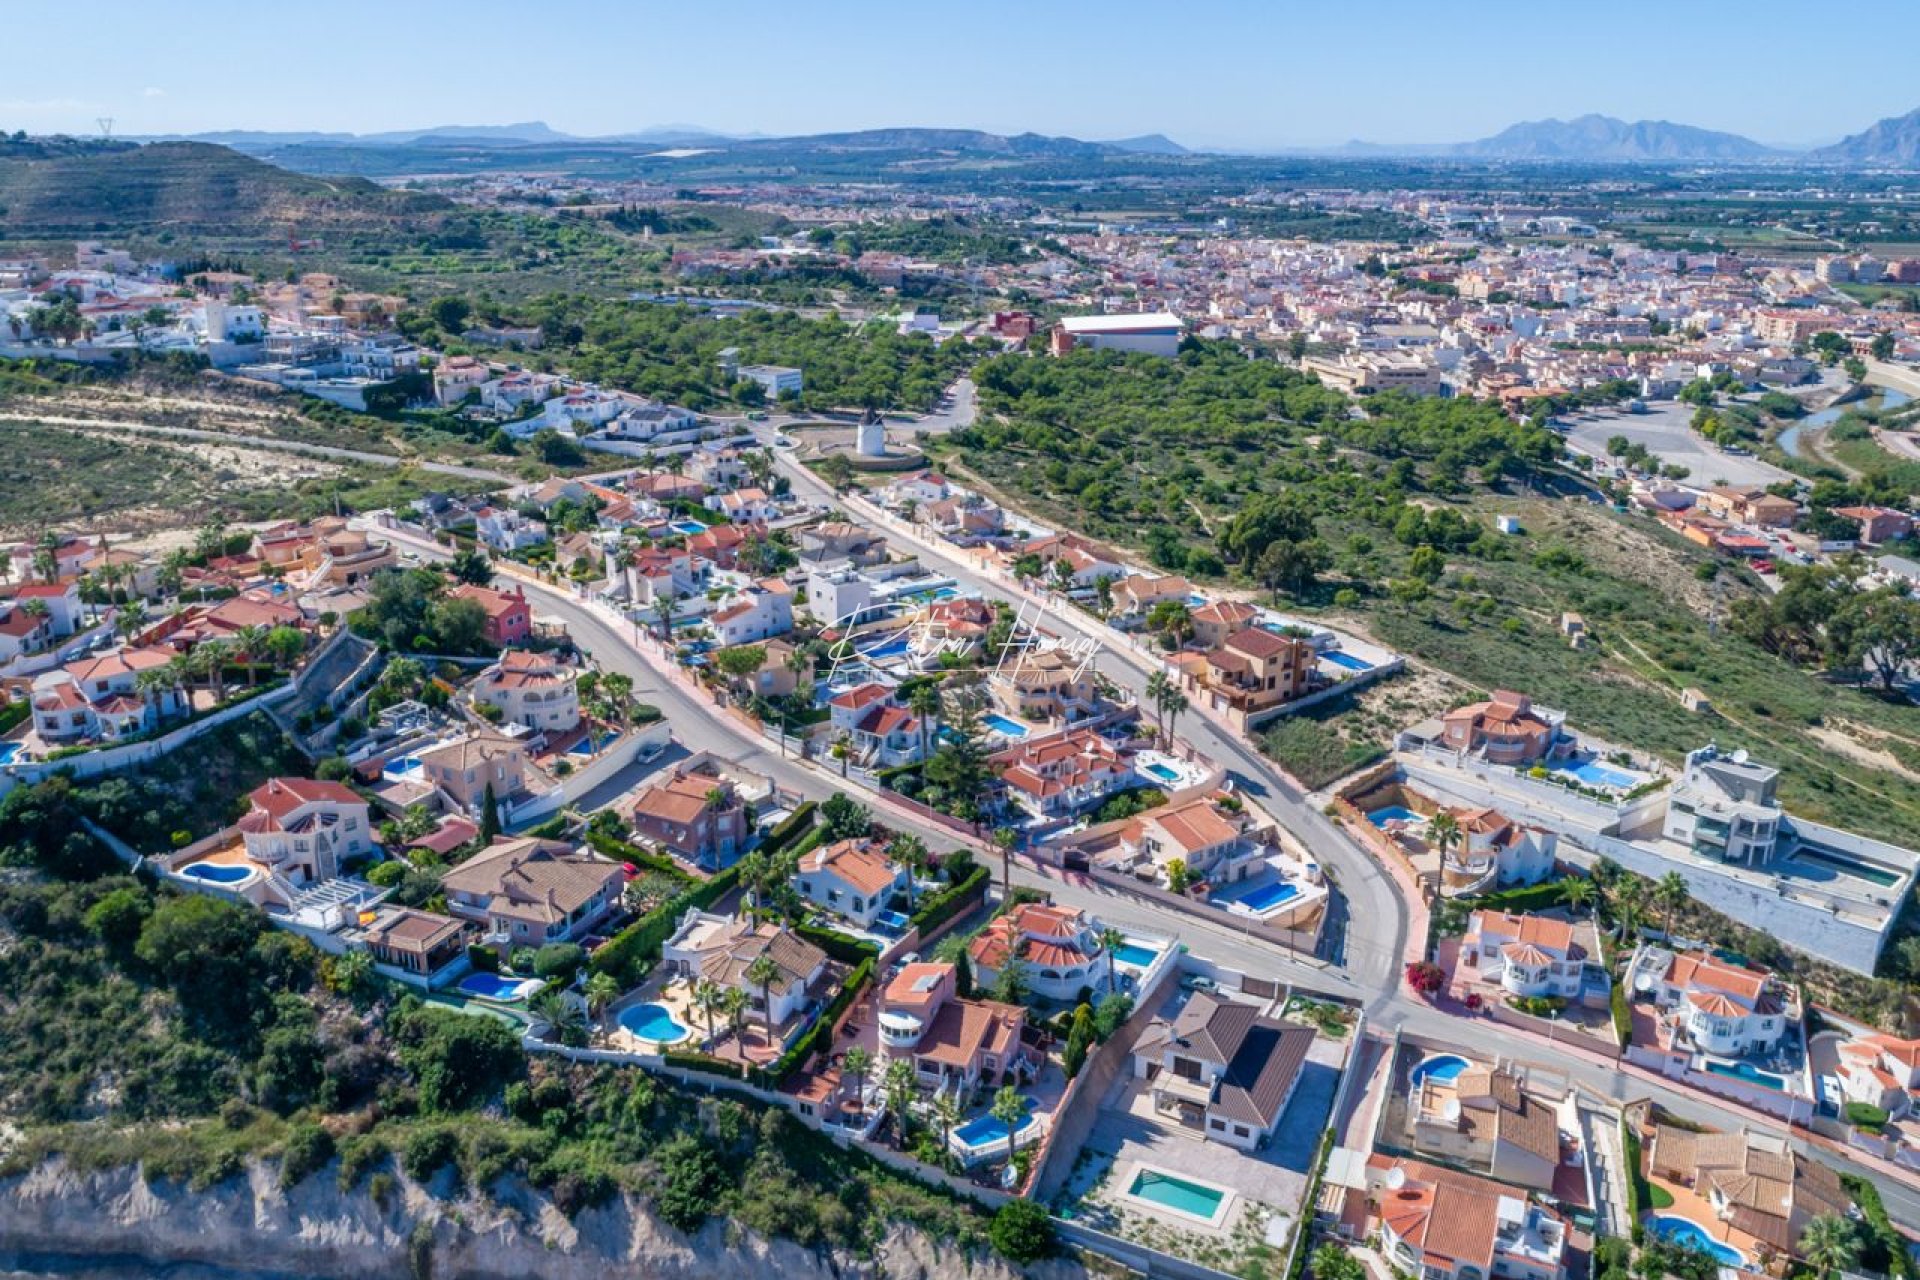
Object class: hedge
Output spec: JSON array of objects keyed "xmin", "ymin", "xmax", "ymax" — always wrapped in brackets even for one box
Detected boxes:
[
  {"xmin": 762, "ymin": 955, "xmax": 873, "ymax": 1087},
  {"xmin": 795, "ymin": 922, "xmax": 882, "ymax": 966},
  {"xmin": 1621, "ymin": 1119, "xmax": 1648, "ymax": 1243},
  {"xmin": 760, "ymin": 802, "xmax": 818, "ymax": 855},
  {"xmin": 584, "ymin": 829, "xmax": 688, "ymax": 881},
  {"xmin": 664, "ymin": 1050, "xmax": 744, "ymax": 1080},
  {"xmin": 1609, "ymin": 984, "xmax": 1632, "ymax": 1046},
  {"xmin": 1466, "ymin": 879, "xmax": 1571, "ymax": 914},
  {"xmin": 590, "ymin": 863, "xmax": 743, "ymax": 988},
  {"xmin": 1843, "ymin": 1172, "xmax": 1916, "ymax": 1280},
  {"xmin": 910, "ymin": 863, "xmax": 991, "ymax": 937}
]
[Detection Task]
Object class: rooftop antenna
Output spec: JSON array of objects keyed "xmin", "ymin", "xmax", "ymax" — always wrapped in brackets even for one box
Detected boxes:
[{"xmin": 96, "ymin": 117, "xmax": 114, "ymax": 140}]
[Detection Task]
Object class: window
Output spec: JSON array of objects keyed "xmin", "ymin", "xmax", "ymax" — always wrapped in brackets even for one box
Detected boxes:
[{"xmin": 1234, "ymin": 1125, "xmax": 1250, "ymax": 1138}]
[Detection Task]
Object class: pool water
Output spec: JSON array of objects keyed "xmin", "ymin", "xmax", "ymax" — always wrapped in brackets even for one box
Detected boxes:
[
  {"xmin": 1550, "ymin": 759, "xmax": 1638, "ymax": 790},
  {"xmin": 1113, "ymin": 942, "xmax": 1160, "ymax": 967},
  {"xmin": 671, "ymin": 520, "xmax": 708, "ymax": 535},
  {"xmin": 182, "ymin": 863, "xmax": 254, "ymax": 885},
  {"xmin": 1649, "ymin": 1216, "xmax": 1745, "ymax": 1267},
  {"xmin": 1410, "ymin": 1054, "xmax": 1470, "ymax": 1086},
  {"xmin": 1704, "ymin": 1059, "xmax": 1787, "ymax": 1091},
  {"xmin": 459, "ymin": 972, "xmax": 536, "ymax": 1002},
  {"xmin": 860, "ymin": 637, "xmax": 911, "ymax": 659},
  {"xmin": 1794, "ymin": 845, "xmax": 1902, "ymax": 887},
  {"xmin": 954, "ymin": 1096, "xmax": 1037, "ymax": 1147},
  {"xmin": 618, "ymin": 1002, "xmax": 692, "ymax": 1044},
  {"xmin": 1233, "ymin": 881, "xmax": 1300, "ymax": 913},
  {"xmin": 384, "ymin": 754, "xmax": 423, "ymax": 778},
  {"xmin": 1127, "ymin": 1169, "xmax": 1227, "ymax": 1220},
  {"xmin": 1321, "ymin": 650, "xmax": 1371, "ymax": 672},
  {"xmin": 0, "ymin": 742, "xmax": 19, "ymax": 764},
  {"xmin": 982, "ymin": 714, "xmax": 1030, "ymax": 739},
  {"xmin": 1367, "ymin": 805, "xmax": 1419, "ymax": 828},
  {"xmin": 567, "ymin": 732, "xmax": 618, "ymax": 757},
  {"xmin": 1143, "ymin": 762, "xmax": 1182, "ymax": 784}
]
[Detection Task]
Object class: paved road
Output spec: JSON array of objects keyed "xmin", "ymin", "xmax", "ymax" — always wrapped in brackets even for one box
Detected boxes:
[
  {"xmin": 1561, "ymin": 402, "xmax": 1794, "ymax": 489},
  {"xmin": 0, "ymin": 413, "xmax": 515, "ymax": 484}
]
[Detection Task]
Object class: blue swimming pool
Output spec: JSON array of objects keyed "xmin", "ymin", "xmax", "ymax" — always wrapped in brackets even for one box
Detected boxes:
[
  {"xmin": 1551, "ymin": 759, "xmax": 1638, "ymax": 790},
  {"xmin": 1409, "ymin": 1054, "xmax": 1470, "ymax": 1086},
  {"xmin": 1231, "ymin": 880, "xmax": 1300, "ymax": 913},
  {"xmin": 1127, "ymin": 1168, "xmax": 1228, "ymax": 1221},
  {"xmin": 1649, "ymin": 1216, "xmax": 1745, "ymax": 1267},
  {"xmin": 618, "ymin": 1002, "xmax": 692, "ymax": 1044},
  {"xmin": 458, "ymin": 972, "xmax": 536, "ymax": 1002},
  {"xmin": 1113, "ymin": 942, "xmax": 1160, "ymax": 967},
  {"xmin": 182, "ymin": 863, "xmax": 254, "ymax": 885},
  {"xmin": 860, "ymin": 637, "xmax": 911, "ymax": 659},
  {"xmin": 875, "ymin": 909, "xmax": 912, "ymax": 934},
  {"xmin": 982, "ymin": 714, "xmax": 1030, "ymax": 739},
  {"xmin": 1321, "ymin": 650, "xmax": 1371, "ymax": 672},
  {"xmin": 567, "ymin": 732, "xmax": 619, "ymax": 757},
  {"xmin": 954, "ymin": 1097, "xmax": 1037, "ymax": 1148},
  {"xmin": 0, "ymin": 742, "xmax": 19, "ymax": 764},
  {"xmin": 384, "ymin": 754, "xmax": 423, "ymax": 778},
  {"xmin": 1704, "ymin": 1059, "xmax": 1788, "ymax": 1091},
  {"xmin": 1143, "ymin": 761, "xmax": 1182, "ymax": 784},
  {"xmin": 671, "ymin": 520, "xmax": 708, "ymax": 535},
  {"xmin": 1367, "ymin": 805, "xmax": 1419, "ymax": 828}
]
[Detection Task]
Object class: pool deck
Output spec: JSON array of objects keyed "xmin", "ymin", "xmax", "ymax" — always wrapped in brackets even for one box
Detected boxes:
[{"xmin": 1645, "ymin": 1172, "xmax": 1759, "ymax": 1261}]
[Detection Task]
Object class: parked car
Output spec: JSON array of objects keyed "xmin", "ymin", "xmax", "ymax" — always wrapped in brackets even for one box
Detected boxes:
[{"xmin": 1179, "ymin": 973, "xmax": 1218, "ymax": 994}]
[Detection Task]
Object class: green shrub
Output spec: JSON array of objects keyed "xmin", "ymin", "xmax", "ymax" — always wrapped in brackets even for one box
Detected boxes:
[
  {"xmin": 759, "ymin": 802, "xmax": 818, "ymax": 854},
  {"xmin": 279, "ymin": 1123, "xmax": 335, "ymax": 1189},
  {"xmin": 1845, "ymin": 1101, "xmax": 1890, "ymax": 1132},
  {"xmin": 533, "ymin": 942, "xmax": 586, "ymax": 981},
  {"xmin": 909, "ymin": 863, "xmax": 990, "ymax": 937},
  {"xmin": 988, "ymin": 1198, "xmax": 1054, "ymax": 1263},
  {"xmin": 402, "ymin": 1127, "xmax": 462, "ymax": 1184},
  {"xmin": 793, "ymin": 922, "xmax": 880, "ymax": 965},
  {"xmin": 762, "ymin": 956, "xmax": 872, "ymax": 1086}
]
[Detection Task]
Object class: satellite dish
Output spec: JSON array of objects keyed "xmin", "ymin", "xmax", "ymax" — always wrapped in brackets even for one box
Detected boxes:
[
  {"xmin": 1442, "ymin": 1099, "xmax": 1462, "ymax": 1122},
  {"xmin": 1732, "ymin": 749, "xmax": 1749, "ymax": 764},
  {"xmin": 1384, "ymin": 1166, "xmax": 1407, "ymax": 1191},
  {"xmin": 1634, "ymin": 973, "xmax": 1654, "ymax": 994}
]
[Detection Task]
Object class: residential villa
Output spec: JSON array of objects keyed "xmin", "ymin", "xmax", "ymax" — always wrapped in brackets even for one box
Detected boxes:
[
  {"xmin": 1645, "ymin": 1124, "xmax": 1850, "ymax": 1261},
  {"xmin": 1109, "ymin": 573, "xmax": 1191, "ymax": 626},
  {"xmin": 236, "ymin": 777, "xmax": 374, "ymax": 885},
  {"xmin": 1624, "ymin": 946, "xmax": 1796, "ymax": 1062},
  {"xmin": 1356, "ymin": 1156, "xmax": 1569, "ymax": 1280},
  {"xmin": 30, "ymin": 645, "xmax": 184, "ymax": 744},
  {"xmin": 697, "ymin": 923, "xmax": 829, "ymax": 1033},
  {"xmin": 1836, "ymin": 1031, "xmax": 1920, "ymax": 1117},
  {"xmin": 1130, "ymin": 990, "xmax": 1315, "ymax": 1151},
  {"xmin": 439, "ymin": 837, "xmax": 626, "ymax": 949},
  {"xmin": 989, "ymin": 646, "xmax": 1098, "ymax": 723},
  {"xmin": 1660, "ymin": 744, "xmax": 1784, "ymax": 866},
  {"xmin": 879, "ymin": 961, "xmax": 1034, "ymax": 1093},
  {"xmin": 1188, "ymin": 600, "xmax": 1259, "ymax": 649},
  {"xmin": 991, "ymin": 728, "xmax": 1134, "ymax": 821},
  {"xmin": 1437, "ymin": 807, "xmax": 1558, "ymax": 896},
  {"xmin": 417, "ymin": 732, "xmax": 534, "ymax": 820},
  {"xmin": 471, "ymin": 649, "xmax": 581, "ymax": 734},
  {"xmin": 1458, "ymin": 909, "xmax": 1608, "ymax": 1006},
  {"xmin": 626, "ymin": 765, "xmax": 753, "ymax": 872},
  {"xmin": 1174, "ymin": 627, "xmax": 1315, "ymax": 727},
  {"xmin": 449, "ymin": 583, "xmax": 533, "ymax": 647},
  {"xmin": 709, "ymin": 581, "xmax": 794, "ymax": 647},
  {"xmin": 828, "ymin": 683, "xmax": 934, "ymax": 769},
  {"xmin": 1107, "ymin": 792, "xmax": 1253, "ymax": 886},
  {"xmin": 1406, "ymin": 1060, "xmax": 1567, "ymax": 1193},
  {"xmin": 1439, "ymin": 691, "xmax": 1566, "ymax": 766},
  {"xmin": 794, "ymin": 838, "xmax": 908, "ymax": 928},
  {"xmin": 967, "ymin": 902, "xmax": 1115, "ymax": 1004},
  {"xmin": 1018, "ymin": 531, "xmax": 1123, "ymax": 588},
  {"xmin": 358, "ymin": 905, "xmax": 471, "ymax": 981}
]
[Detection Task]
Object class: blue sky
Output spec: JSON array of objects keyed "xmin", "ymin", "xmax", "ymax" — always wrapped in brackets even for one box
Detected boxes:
[{"xmin": 6, "ymin": 1, "xmax": 1917, "ymax": 150}]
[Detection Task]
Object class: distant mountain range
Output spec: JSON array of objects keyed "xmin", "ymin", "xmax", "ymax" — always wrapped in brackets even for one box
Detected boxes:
[
  {"xmin": 1450, "ymin": 114, "xmax": 1779, "ymax": 161},
  {"xmin": 1812, "ymin": 106, "xmax": 1920, "ymax": 166}
]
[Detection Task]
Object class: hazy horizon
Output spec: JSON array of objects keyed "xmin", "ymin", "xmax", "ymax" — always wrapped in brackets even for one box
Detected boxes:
[{"xmin": 5, "ymin": 0, "xmax": 1918, "ymax": 151}]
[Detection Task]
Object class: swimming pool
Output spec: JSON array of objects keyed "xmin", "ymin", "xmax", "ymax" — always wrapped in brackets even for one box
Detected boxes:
[
  {"xmin": 982, "ymin": 714, "xmax": 1030, "ymax": 739},
  {"xmin": 1550, "ymin": 759, "xmax": 1638, "ymax": 790},
  {"xmin": 875, "ymin": 909, "xmax": 912, "ymax": 934},
  {"xmin": 182, "ymin": 863, "xmax": 255, "ymax": 885},
  {"xmin": 671, "ymin": 520, "xmax": 708, "ymax": 535},
  {"xmin": 1793, "ymin": 846, "xmax": 1903, "ymax": 887},
  {"xmin": 618, "ymin": 1002, "xmax": 692, "ymax": 1045},
  {"xmin": 1704, "ymin": 1059, "xmax": 1788, "ymax": 1091},
  {"xmin": 1649, "ymin": 1216, "xmax": 1745, "ymax": 1267},
  {"xmin": 0, "ymin": 742, "xmax": 19, "ymax": 764},
  {"xmin": 953, "ymin": 1096, "xmax": 1037, "ymax": 1148},
  {"xmin": 567, "ymin": 732, "xmax": 619, "ymax": 757},
  {"xmin": 1113, "ymin": 942, "xmax": 1161, "ymax": 967},
  {"xmin": 1231, "ymin": 880, "xmax": 1300, "ymax": 914},
  {"xmin": 1143, "ymin": 761, "xmax": 1182, "ymax": 784},
  {"xmin": 1367, "ymin": 805, "xmax": 1420, "ymax": 828},
  {"xmin": 1125, "ymin": 1168, "xmax": 1228, "ymax": 1223},
  {"xmin": 384, "ymin": 753, "xmax": 424, "ymax": 779},
  {"xmin": 458, "ymin": 972, "xmax": 538, "ymax": 1002},
  {"xmin": 1409, "ymin": 1054, "xmax": 1470, "ymax": 1086},
  {"xmin": 1321, "ymin": 650, "xmax": 1371, "ymax": 672},
  {"xmin": 860, "ymin": 637, "xmax": 911, "ymax": 659}
]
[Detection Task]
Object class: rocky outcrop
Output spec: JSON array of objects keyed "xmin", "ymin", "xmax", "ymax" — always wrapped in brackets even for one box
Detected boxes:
[{"xmin": 0, "ymin": 1157, "xmax": 1081, "ymax": 1280}]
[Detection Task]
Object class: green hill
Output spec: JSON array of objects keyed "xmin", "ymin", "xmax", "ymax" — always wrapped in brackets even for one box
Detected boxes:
[{"xmin": 0, "ymin": 139, "xmax": 449, "ymax": 233}]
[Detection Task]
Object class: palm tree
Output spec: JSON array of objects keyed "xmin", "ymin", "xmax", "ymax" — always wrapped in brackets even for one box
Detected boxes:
[
  {"xmin": 693, "ymin": 978, "xmax": 724, "ymax": 1049},
  {"xmin": 990, "ymin": 1083, "xmax": 1026, "ymax": 1171},
  {"xmin": 842, "ymin": 1045, "xmax": 873, "ymax": 1118},
  {"xmin": 720, "ymin": 985, "xmax": 750, "ymax": 1047},
  {"xmin": 584, "ymin": 972, "xmax": 621, "ymax": 1023},
  {"xmin": 737, "ymin": 850, "xmax": 770, "ymax": 911},
  {"xmin": 1145, "ymin": 669, "xmax": 1172, "ymax": 746},
  {"xmin": 1655, "ymin": 871, "xmax": 1691, "ymax": 939},
  {"xmin": 1560, "ymin": 876, "xmax": 1597, "ymax": 919},
  {"xmin": 746, "ymin": 952, "xmax": 782, "ymax": 1044},
  {"xmin": 232, "ymin": 624, "xmax": 270, "ymax": 687},
  {"xmin": 1160, "ymin": 684, "xmax": 1189, "ymax": 751},
  {"xmin": 1615, "ymin": 878, "xmax": 1649, "ymax": 943},
  {"xmin": 888, "ymin": 833, "xmax": 928, "ymax": 910},
  {"xmin": 908, "ymin": 681, "xmax": 940, "ymax": 763},
  {"xmin": 115, "ymin": 598, "xmax": 148, "ymax": 642},
  {"xmin": 653, "ymin": 588, "xmax": 679, "ymax": 643},
  {"xmin": 533, "ymin": 990, "xmax": 585, "ymax": 1044},
  {"xmin": 601, "ymin": 672, "xmax": 633, "ymax": 730},
  {"xmin": 883, "ymin": 1057, "xmax": 917, "ymax": 1147},
  {"xmin": 1426, "ymin": 810, "xmax": 1462, "ymax": 866},
  {"xmin": 931, "ymin": 1090, "xmax": 963, "ymax": 1162},
  {"xmin": 1798, "ymin": 1214, "xmax": 1862, "ymax": 1280},
  {"xmin": 993, "ymin": 827, "xmax": 1018, "ymax": 904},
  {"xmin": 1099, "ymin": 926, "xmax": 1126, "ymax": 995}
]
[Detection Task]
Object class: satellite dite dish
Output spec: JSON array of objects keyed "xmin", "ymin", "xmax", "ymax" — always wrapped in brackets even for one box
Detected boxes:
[
  {"xmin": 1442, "ymin": 1098, "xmax": 1462, "ymax": 1123},
  {"xmin": 1384, "ymin": 1166, "xmax": 1406, "ymax": 1191},
  {"xmin": 1731, "ymin": 749, "xmax": 1750, "ymax": 764}
]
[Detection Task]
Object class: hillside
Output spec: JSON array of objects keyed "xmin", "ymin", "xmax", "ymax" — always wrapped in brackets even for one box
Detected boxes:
[
  {"xmin": 0, "ymin": 140, "xmax": 449, "ymax": 233},
  {"xmin": 1815, "ymin": 106, "xmax": 1920, "ymax": 167},
  {"xmin": 1452, "ymin": 114, "xmax": 1776, "ymax": 161}
]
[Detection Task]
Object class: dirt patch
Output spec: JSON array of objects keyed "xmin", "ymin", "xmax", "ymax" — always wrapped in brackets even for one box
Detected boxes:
[{"xmin": 1811, "ymin": 722, "xmax": 1920, "ymax": 785}]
